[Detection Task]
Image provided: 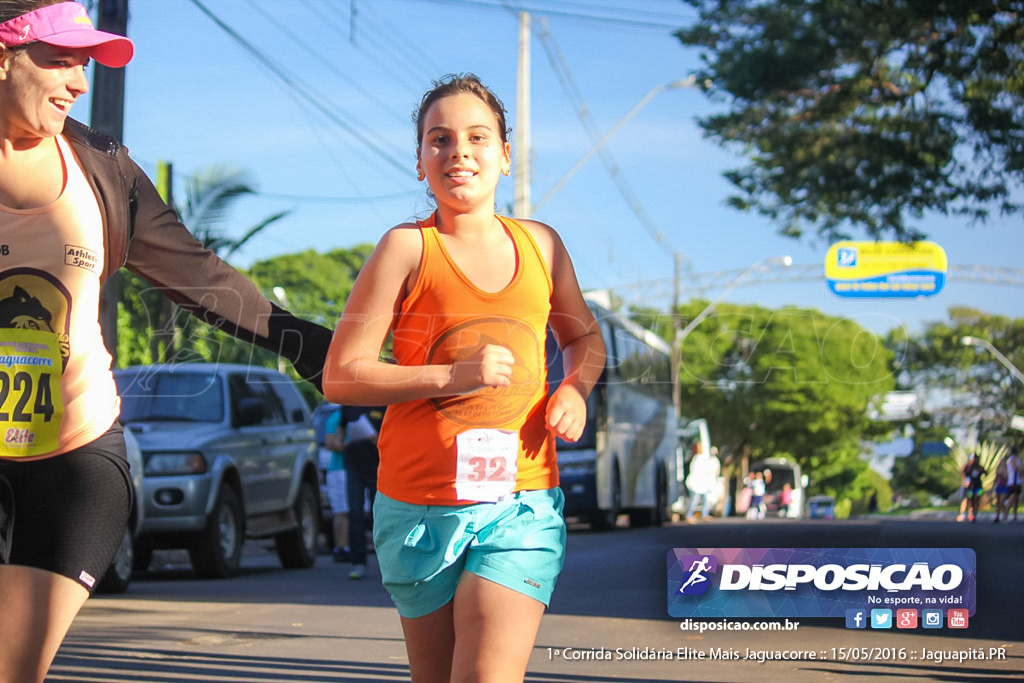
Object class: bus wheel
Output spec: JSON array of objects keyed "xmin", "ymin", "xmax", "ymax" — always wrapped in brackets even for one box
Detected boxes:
[
  {"xmin": 629, "ymin": 466, "xmax": 667, "ymax": 528},
  {"xmin": 592, "ymin": 464, "xmax": 621, "ymax": 531},
  {"xmin": 650, "ymin": 466, "xmax": 668, "ymax": 527}
]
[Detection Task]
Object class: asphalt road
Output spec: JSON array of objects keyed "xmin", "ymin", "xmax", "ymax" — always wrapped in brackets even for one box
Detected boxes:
[{"xmin": 48, "ymin": 513, "xmax": 1022, "ymax": 682}]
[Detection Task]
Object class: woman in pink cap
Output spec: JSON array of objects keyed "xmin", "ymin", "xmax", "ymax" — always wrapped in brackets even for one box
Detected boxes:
[{"xmin": 0, "ymin": 3, "xmax": 332, "ymax": 681}]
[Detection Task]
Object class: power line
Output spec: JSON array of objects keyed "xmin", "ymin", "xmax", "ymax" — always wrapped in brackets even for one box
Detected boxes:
[
  {"xmin": 613, "ymin": 263, "xmax": 1024, "ymax": 307},
  {"xmin": 187, "ymin": 0, "xmax": 412, "ymax": 180},
  {"xmin": 403, "ymin": 0, "xmax": 692, "ymax": 31},
  {"xmin": 347, "ymin": 15, "xmax": 437, "ymax": 94},
  {"xmin": 356, "ymin": 3, "xmax": 447, "ymax": 89},
  {"xmin": 532, "ymin": 15, "xmax": 676, "ymax": 260},
  {"xmin": 255, "ymin": 190, "xmax": 420, "ymax": 204},
  {"xmin": 245, "ymin": 0, "xmax": 412, "ymax": 127}
]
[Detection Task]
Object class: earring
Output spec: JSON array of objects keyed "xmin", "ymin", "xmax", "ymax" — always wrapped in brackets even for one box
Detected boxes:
[
  {"xmin": 502, "ymin": 167, "xmax": 510, "ymax": 176},
  {"xmin": 417, "ymin": 170, "xmax": 425, "ymax": 181}
]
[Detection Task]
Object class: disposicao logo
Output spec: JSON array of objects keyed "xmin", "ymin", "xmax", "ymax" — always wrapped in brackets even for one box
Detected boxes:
[
  {"xmin": 667, "ymin": 548, "xmax": 976, "ymax": 619},
  {"xmin": 676, "ymin": 555, "xmax": 718, "ymax": 596}
]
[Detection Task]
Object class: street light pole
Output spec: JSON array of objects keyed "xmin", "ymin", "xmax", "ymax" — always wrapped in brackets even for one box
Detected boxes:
[
  {"xmin": 671, "ymin": 255, "xmax": 793, "ymax": 414},
  {"xmin": 514, "ymin": 10, "xmax": 531, "ymax": 218},
  {"xmin": 532, "ymin": 75, "xmax": 699, "ymax": 213},
  {"xmin": 961, "ymin": 335, "xmax": 1024, "ymax": 384}
]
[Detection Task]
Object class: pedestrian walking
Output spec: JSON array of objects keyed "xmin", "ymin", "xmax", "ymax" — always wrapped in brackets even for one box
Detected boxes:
[
  {"xmin": 684, "ymin": 444, "xmax": 720, "ymax": 522},
  {"xmin": 323, "ymin": 406, "xmax": 351, "ymax": 563},
  {"xmin": 1006, "ymin": 447, "xmax": 1021, "ymax": 522},
  {"xmin": 993, "ymin": 454, "xmax": 1009, "ymax": 523},
  {"xmin": 340, "ymin": 405, "xmax": 383, "ymax": 580}
]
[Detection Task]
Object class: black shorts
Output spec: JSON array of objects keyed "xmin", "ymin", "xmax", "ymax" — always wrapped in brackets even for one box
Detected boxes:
[{"xmin": 0, "ymin": 424, "xmax": 132, "ymax": 592}]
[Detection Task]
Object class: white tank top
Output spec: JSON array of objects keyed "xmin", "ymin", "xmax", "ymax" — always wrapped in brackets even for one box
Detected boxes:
[{"xmin": 0, "ymin": 134, "xmax": 119, "ymax": 458}]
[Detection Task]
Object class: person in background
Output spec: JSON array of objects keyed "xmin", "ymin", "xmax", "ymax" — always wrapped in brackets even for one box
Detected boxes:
[
  {"xmin": 747, "ymin": 471, "xmax": 767, "ymax": 520},
  {"xmin": 955, "ymin": 468, "xmax": 972, "ymax": 522},
  {"xmin": 323, "ymin": 73, "xmax": 605, "ymax": 682},
  {"xmin": 779, "ymin": 482, "xmax": 793, "ymax": 517},
  {"xmin": 0, "ymin": 3, "xmax": 331, "ymax": 681},
  {"xmin": 1006, "ymin": 447, "xmax": 1022, "ymax": 522},
  {"xmin": 340, "ymin": 404, "xmax": 384, "ymax": 580},
  {"xmin": 962, "ymin": 453, "xmax": 987, "ymax": 523},
  {"xmin": 322, "ymin": 407, "xmax": 350, "ymax": 563},
  {"xmin": 684, "ymin": 443, "xmax": 720, "ymax": 522},
  {"xmin": 992, "ymin": 453, "xmax": 1009, "ymax": 524}
]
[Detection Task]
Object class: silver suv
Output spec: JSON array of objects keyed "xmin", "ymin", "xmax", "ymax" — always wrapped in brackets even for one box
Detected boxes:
[{"xmin": 115, "ymin": 363, "xmax": 321, "ymax": 578}]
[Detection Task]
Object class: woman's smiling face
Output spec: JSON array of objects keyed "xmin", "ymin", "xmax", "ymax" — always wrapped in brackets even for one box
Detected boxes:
[{"xmin": 0, "ymin": 41, "xmax": 90, "ymax": 141}]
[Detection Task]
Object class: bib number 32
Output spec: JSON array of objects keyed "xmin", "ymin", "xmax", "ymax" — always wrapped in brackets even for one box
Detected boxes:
[{"xmin": 455, "ymin": 429, "xmax": 518, "ymax": 502}]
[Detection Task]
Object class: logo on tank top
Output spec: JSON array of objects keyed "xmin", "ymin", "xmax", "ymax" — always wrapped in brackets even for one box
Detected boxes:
[
  {"xmin": 0, "ymin": 273, "xmax": 72, "ymax": 371},
  {"xmin": 428, "ymin": 316, "xmax": 542, "ymax": 427},
  {"xmin": 65, "ymin": 244, "xmax": 99, "ymax": 273}
]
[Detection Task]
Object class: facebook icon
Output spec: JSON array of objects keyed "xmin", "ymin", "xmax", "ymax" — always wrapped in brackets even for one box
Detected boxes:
[{"xmin": 846, "ymin": 609, "xmax": 867, "ymax": 629}]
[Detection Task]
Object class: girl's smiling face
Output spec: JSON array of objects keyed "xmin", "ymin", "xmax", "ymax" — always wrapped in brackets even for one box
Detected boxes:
[
  {"xmin": 0, "ymin": 42, "xmax": 90, "ymax": 141},
  {"xmin": 417, "ymin": 92, "xmax": 511, "ymax": 213}
]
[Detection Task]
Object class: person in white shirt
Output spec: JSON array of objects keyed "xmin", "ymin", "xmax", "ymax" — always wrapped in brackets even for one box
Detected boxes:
[{"xmin": 1006, "ymin": 447, "xmax": 1022, "ymax": 522}]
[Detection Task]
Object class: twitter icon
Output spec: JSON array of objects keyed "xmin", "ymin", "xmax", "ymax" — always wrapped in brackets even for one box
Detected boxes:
[{"xmin": 870, "ymin": 609, "xmax": 892, "ymax": 629}]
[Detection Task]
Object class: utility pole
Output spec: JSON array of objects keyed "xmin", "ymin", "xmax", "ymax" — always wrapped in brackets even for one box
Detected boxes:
[
  {"xmin": 153, "ymin": 161, "xmax": 176, "ymax": 363},
  {"xmin": 671, "ymin": 251, "xmax": 682, "ymax": 417},
  {"xmin": 92, "ymin": 0, "xmax": 130, "ymax": 364},
  {"xmin": 514, "ymin": 11, "xmax": 531, "ymax": 218}
]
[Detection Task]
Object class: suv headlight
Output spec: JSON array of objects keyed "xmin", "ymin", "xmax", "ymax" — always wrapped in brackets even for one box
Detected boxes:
[{"xmin": 144, "ymin": 452, "xmax": 207, "ymax": 475}]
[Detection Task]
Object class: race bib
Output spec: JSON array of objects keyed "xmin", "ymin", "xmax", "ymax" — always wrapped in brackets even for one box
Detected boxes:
[
  {"xmin": 454, "ymin": 428, "xmax": 518, "ymax": 502},
  {"xmin": 0, "ymin": 329, "xmax": 64, "ymax": 457}
]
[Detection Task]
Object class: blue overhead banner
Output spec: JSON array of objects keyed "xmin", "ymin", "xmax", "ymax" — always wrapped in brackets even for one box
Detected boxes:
[{"xmin": 825, "ymin": 241, "xmax": 947, "ymax": 298}]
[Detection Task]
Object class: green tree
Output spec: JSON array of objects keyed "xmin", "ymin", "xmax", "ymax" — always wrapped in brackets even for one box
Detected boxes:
[
  {"xmin": 890, "ymin": 449, "xmax": 960, "ymax": 503},
  {"xmin": 887, "ymin": 307, "xmax": 1024, "ymax": 439},
  {"xmin": 676, "ymin": 1, "xmax": 1024, "ymax": 241},
  {"xmin": 248, "ymin": 245, "xmax": 374, "ymax": 330},
  {"xmin": 647, "ymin": 301, "xmax": 896, "ymax": 502},
  {"xmin": 245, "ymin": 246, "xmax": 373, "ymax": 405}
]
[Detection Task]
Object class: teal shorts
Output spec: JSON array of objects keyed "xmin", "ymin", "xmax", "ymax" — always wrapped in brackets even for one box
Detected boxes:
[{"xmin": 373, "ymin": 488, "xmax": 566, "ymax": 619}]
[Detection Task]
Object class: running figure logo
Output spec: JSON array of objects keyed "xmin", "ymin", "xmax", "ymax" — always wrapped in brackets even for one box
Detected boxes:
[{"xmin": 677, "ymin": 554, "xmax": 718, "ymax": 595}]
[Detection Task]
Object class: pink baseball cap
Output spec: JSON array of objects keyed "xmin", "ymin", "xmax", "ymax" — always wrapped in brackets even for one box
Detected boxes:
[{"xmin": 0, "ymin": 2, "xmax": 133, "ymax": 67}]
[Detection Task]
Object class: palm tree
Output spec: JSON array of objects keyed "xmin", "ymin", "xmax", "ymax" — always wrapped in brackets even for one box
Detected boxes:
[
  {"xmin": 117, "ymin": 165, "xmax": 290, "ymax": 366},
  {"xmin": 178, "ymin": 166, "xmax": 289, "ymax": 259}
]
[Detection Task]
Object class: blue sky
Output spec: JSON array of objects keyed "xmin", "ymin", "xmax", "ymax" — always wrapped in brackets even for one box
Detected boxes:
[{"xmin": 80, "ymin": 0, "xmax": 1023, "ymax": 336}]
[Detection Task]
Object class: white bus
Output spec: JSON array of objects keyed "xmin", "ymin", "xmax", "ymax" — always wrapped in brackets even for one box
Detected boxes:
[{"xmin": 548, "ymin": 294, "xmax": 678, "ymax": 529}]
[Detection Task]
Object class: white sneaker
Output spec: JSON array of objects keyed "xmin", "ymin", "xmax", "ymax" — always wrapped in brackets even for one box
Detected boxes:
[{"xmin": 349, "ymin": 564, "xmax": 365, "ymax": 580}]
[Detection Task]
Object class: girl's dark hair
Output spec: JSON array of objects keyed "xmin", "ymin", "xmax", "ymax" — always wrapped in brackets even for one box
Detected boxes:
[{"xmin": 414, "ymin": 73, "xmax": 510, "ymax": 148}]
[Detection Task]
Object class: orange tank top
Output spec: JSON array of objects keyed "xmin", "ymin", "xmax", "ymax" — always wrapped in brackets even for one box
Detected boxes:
[{"xmin": 377, "ymin": 214, "xmax": 557, "ymax": 505}]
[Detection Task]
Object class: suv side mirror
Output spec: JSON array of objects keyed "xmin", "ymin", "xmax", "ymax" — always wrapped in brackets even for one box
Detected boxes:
[{"xmin": 236, "ymin": 397, "xmax": 265, "ymax": 427}]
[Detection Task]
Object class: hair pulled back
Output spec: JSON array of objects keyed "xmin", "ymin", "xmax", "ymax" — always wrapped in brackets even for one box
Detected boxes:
[{"xmin": 414, "ymin": 73, "xmax": 510, "ymax": 150}]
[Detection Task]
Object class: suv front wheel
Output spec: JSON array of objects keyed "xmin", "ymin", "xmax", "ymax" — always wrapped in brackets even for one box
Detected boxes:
[
  {"xmin": 189, "ymin": 485, "xmax": 243, "ymax": 578},
  {"xmin": 96, "ymin": 527, "xmax": 134, "ymax": 594},
  {"xmin": 275, "ymin": 479, "xmax": 319, "ymax": 569}
]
